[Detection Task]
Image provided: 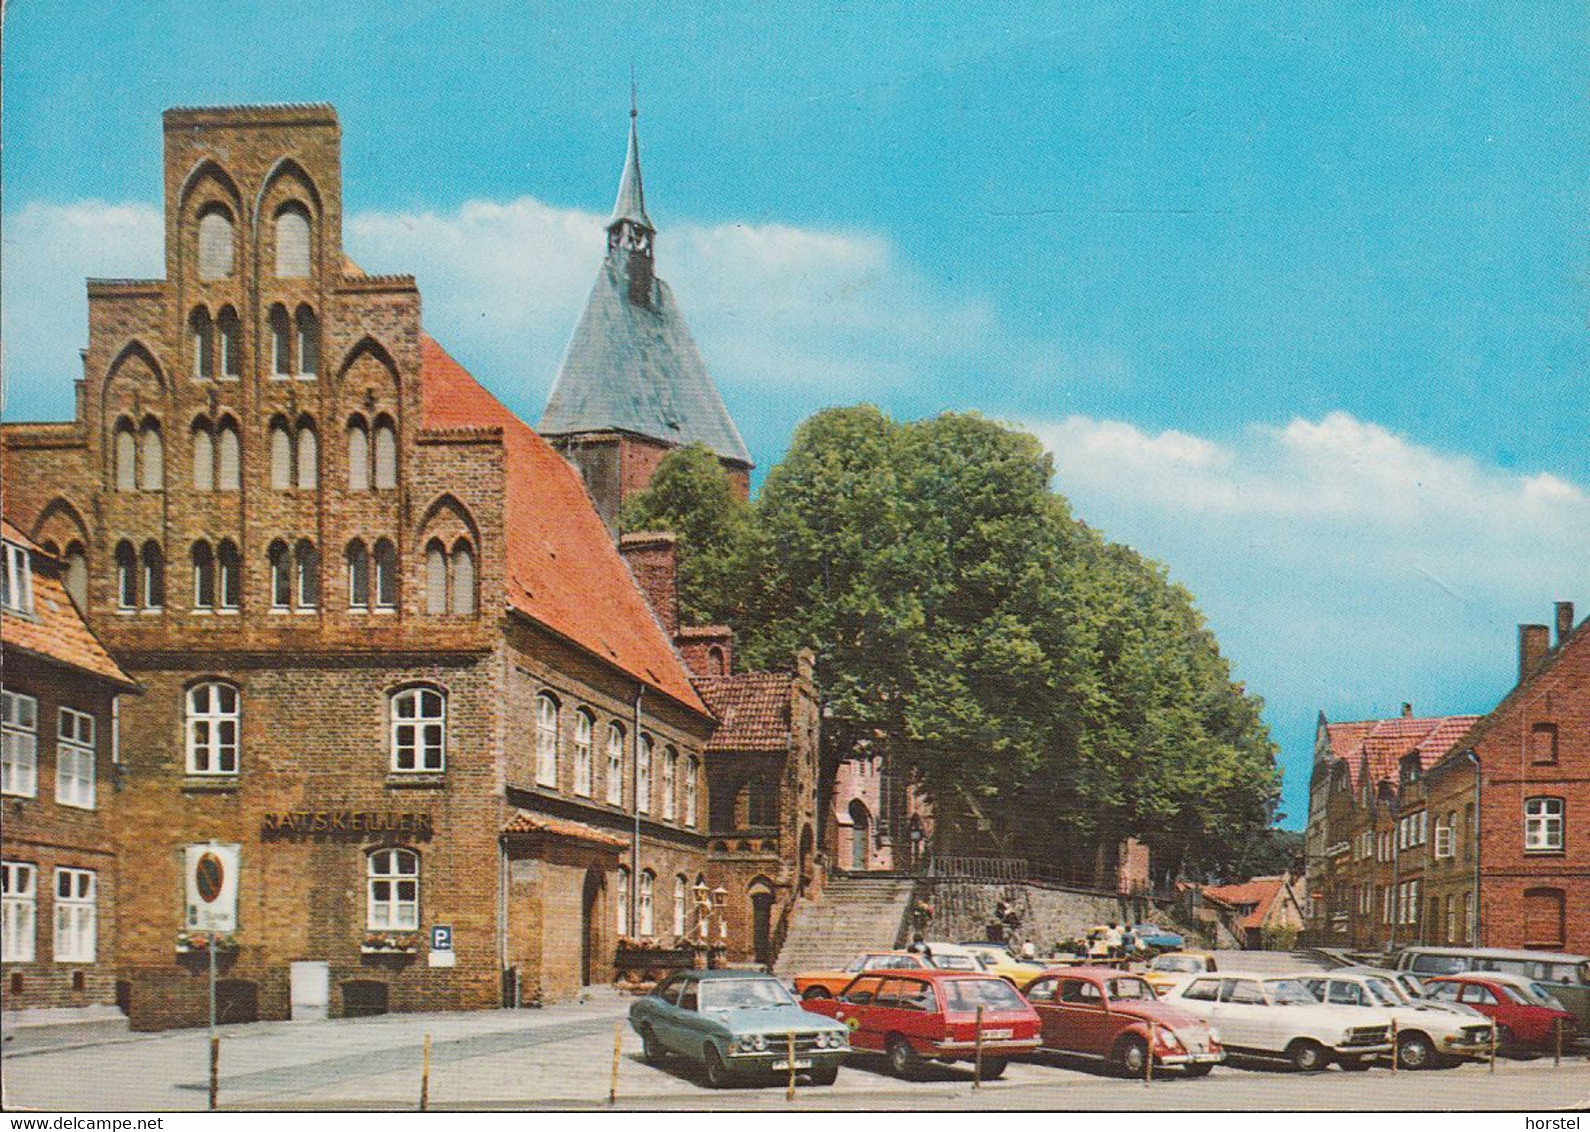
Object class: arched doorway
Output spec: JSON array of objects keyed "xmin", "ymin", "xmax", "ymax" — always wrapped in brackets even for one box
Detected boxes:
[
  {"xmin": 748, "ymin": 877, "xmax": 776, "ymax": 967},
  {"xmin": 581, "ymin": 868, "xmax": 603, "ymax": 986},
  {"xmin": 908, "ymin": 815, "xmax": 925, "ymax": 865},
  {"xmin": 849, "ymin": 800, "xmax": 871, "ymax": 871}
]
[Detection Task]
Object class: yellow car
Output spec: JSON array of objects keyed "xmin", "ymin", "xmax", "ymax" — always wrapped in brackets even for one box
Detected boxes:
[
  {"xmin": 958, "ymin": 942, "xmax": 1049, "ymax": 989},
  {"xmin": 1142, "ymin": 951, "xmax": 1219, "ymax": 996}
]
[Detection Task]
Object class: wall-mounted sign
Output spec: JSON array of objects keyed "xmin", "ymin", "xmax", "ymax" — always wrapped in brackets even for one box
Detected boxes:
[
  {"xmin": 185, "ymin": 842, "xmax": 240, "ymax": 931},
  {"xmin": 430, "ymin": 925, "xmax": 453, "ymax": 952},
  {"xmin": 261, "ymin": 811, "xmax": 435, "ymax": 839}
]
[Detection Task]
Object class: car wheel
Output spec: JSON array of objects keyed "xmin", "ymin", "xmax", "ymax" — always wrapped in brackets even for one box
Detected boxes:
[
  {"xmin": 1286, "ymin": 1039, "xmax": 1327, "ymax": 1072},
  {"xmin": 1115, "ymin": 1035, "xmax": 1149, "ymax": 1077},
  {"xmin": 887, "ymin": 1035, "xmax": 923, "ymax": 1079},
  {"xmin": 809, "ymin": 1063, "xmax": 840, "ymax": 1086},
  {"xmin": 802, "ymin": 986, "xmax": 832, "ymax": 1000},
  {"xmin": 639, "ymin": 1025, "xmax": 665, "ymax": 1065},
  {"xmin": 979, "ymin": 1057, "xmax": 1008, "ymax": 1080},
  {"xmin": 1183, "ymin": 1062, "xmax": 1214, "ymax": 1078},
  {"xmin": 703, "ymin": 1044, "xmax": 733, "ymax": 1089},
  {"xmin": 1396, "ymin": 1032, "xmax": 1434, "ymax": 1070}
]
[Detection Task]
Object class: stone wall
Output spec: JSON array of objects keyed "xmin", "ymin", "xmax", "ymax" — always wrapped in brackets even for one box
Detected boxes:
[{"xmin": 914, "ymin": 879, "xmax": 1162, "ymax": 952}]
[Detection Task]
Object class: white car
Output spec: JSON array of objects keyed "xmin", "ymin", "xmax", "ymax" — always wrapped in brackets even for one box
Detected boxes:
[
  {"xmin": 1166, "ymin": 973, "xmax": 1394, "ymax": 1071},
  {"xmin": 1297, "ymin": 971, "xmax": 1495, "ymax": 1069},
  {"xmin": 917, "ymin": 942, "xmax": 984, "ymax": 972}
]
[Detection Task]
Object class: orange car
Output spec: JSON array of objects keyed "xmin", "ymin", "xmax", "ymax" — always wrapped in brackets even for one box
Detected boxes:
[{"xmin": 794, "ymin": 951, "xmax": 938, "ymax": 1000}]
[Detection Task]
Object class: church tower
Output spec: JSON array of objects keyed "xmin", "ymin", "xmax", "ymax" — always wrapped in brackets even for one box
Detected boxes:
[{"xmin": 540, "ymin": 103, "xmax": 752, "ymax": 534}]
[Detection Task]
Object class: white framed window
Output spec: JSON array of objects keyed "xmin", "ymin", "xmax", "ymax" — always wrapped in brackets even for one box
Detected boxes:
[
  {"xmin": 141, "ymin": 542, "xmax": 165, "ymax": 610},
  {"xmin": 661, "ymin": 746, "xmax": 678, "ymax": 820},
  {"xmin": 374, "ymin": 540, "xmax": 398, "ymax": 610},
  {"xmin": 684, "ymin": 756, "xmax": 699, "ymax": 826},
  {"xmin": 367, "ymin": 848, "xmax": 419, "ymax": 929},
  {"xmin": 2, "ymin": 691, "xmax": 40, "ymax": 797},
  {"xmin": 638, "ymin": 870, "xmax": 655, "ymax": 936},
  {"xmin": 268, "ymin": 541, "xmax": 292, "ymax": 610},
  {"xmin": 605, "ymin": 725, "xmax": 624, "ymax": 806},
  {"xmin": 53, "ymin": 868, "xmax": 96, "ymax": 963},
  {"xmin": 218, "ymin": 309, "xmax": 242, "ymax": 379},
  {"xmin": 391, "ymin": 686, "xmax": 445, "ymax": 772},
  {"xmin": 1525, "ymin": 797, "xmax": 1564, "ymax": 852},
  {"xmin": 672, "ymin": 874, "xmax": 687, "ymax": 936},
  {"xmin": 2, "ymin": 862, "xmax": 37, "ymax": 962},
  {"xmin": 636, "ymin": 734, "xmax": 653, "ymax": 814},
  {"xmin": 294, "ymin": 540, "xmax": 319, "ymax": 610},
  {"xmin": 1463, "ymin": 892, "xmax": 1474, "ymax": 943},
  {"xmin": 3, "ymin": 541, "xmax": 34, "ymax": 614},
  {"xmin": 192, "ymin": 541, "xmax": 215, "ymax": 610},
  {"xmin": 535, "ymin": 693, "xmax": 559, "ymax": 787},
  {"xmin": 115, "ymin": 542, "xmax": 138, "ymax": 610},
  {"xmin": 269, "ymin": 307, "xmax": 292, "ymax": 377},
  {"xmin": 1434, "ymin": 820, "xmax": 1452, "ymax": 860},
  {"xmin": 190, "ymin": 308, "xmax": 213, "ymax": 379},
  {"xmin": 56, "ymin": 708, "xmax": 95, "ymax": 809},
  {"xmin": 186, "ymin": 682, "xmax": 239, "ymax": 775},
  {"xmin": 573, "ymin": 710, "xmax": 593, "ymax": 797},
  {"xmin": 616, "ymin": 866, "xmax": 630, "ymax": 936},
  {"xmin": 295, "ymin": 307, "xmax": 319, "ymax": 377},
  {"xmin": 347, "ymin": 541, "xmax": 370, "ymax": 610}
]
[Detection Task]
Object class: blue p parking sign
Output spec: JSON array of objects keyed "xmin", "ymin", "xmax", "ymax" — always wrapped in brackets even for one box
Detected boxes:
[{"xmin": 431, "ymin": 924, "xmax": 453, "ymax": 952}]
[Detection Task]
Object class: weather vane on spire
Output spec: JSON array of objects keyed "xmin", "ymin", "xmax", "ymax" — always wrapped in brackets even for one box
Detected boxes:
[{"xmin": 630, "ymin": 64, "xmax": 638, "ymax": 120}]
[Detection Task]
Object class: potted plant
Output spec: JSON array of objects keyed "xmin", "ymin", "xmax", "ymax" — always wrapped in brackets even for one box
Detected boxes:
[{"xmin": 361, "ymin": 931, "xmax": 420, "ymax": 955}]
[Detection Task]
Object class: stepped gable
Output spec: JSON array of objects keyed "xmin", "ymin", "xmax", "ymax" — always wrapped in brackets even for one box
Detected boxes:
[
  {"xmin": 691, "ymin": 672, "xmax": 794, "ymax": 753},
  {"xmin": 1, "ymin": 520, "xmax": 135, "ymax": 688},
  {"xmin": 419, "ymin": 335, "xmax": 708, "ymax": 717}
]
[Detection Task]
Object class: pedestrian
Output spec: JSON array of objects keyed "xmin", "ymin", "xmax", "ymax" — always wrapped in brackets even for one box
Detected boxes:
[
  {"xmin": 1021, "ymin": 941, "xmax": 1037, "ymax": 960},
  {"xmin": 1105, "ymin": 922, "xmax": 1123, "ymax": 961}
]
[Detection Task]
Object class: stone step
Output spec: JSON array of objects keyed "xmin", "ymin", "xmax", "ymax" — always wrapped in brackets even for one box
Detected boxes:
[{"xmin": 772, "ymin": 876, "xmax": 918, "ymax": 976}]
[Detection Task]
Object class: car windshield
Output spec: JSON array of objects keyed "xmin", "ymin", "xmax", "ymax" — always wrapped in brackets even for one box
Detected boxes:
[
  {"xmin": 1109, "ymin": 978, "xmax": 1156, "ymax": 1001},
  {"xmin": 1266, "ymin": 979, "xmax": 1319, "ymax": 1005},
  {"xmin": 699, "ymin": 979, "xmax": 796, "ymax": 1011},
  {"xmin": 1154, "ymin": 955, "xmax": 1202, "ymax": 973},
  {"xmin": 943, "ymin": 978, "xmax": 1026, "ymax": 1012},
  {"xmin": 1363, "ymin": 978, "xmax": 1405, "ymax": 1007}
]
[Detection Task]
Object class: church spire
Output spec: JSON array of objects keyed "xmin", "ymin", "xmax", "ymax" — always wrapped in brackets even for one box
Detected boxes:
[{"xmin": 608, "ymin": 91, "xmax": 653, "ymax": 247}]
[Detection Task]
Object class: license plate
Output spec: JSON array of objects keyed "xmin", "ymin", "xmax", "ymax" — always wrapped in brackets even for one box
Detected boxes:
[
  {"xmin": 771, "ymin": 1059, "xmax": 813, "ymax": 1070},
  {"xmin": 981, "ymin": 1029, "xmax": 1013, "ymax": 1040}
]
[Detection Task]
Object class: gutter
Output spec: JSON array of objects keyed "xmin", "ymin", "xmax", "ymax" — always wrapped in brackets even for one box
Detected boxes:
[{"xmin": 1465, "ymin": 749, "xmax": 1481, "ymax": 946}]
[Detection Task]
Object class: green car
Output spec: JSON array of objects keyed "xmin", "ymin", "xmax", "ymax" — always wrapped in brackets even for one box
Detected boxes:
[{"xmin": 629, "ymin": 969, "xmax": 850, "ymax": 1087}]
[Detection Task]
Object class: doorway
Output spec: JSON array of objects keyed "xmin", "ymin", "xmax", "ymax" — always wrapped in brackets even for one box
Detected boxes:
[
  {"xmin": 581, "ymin": 868, "xmax": 603, "ymax": 986},
  {"xmin": 749, "ymin": 881, "xmax": 775, "ymax": 967},
  {"xmin": 849, "ymin": 800, "xmax": 871, "ymax": 870}
]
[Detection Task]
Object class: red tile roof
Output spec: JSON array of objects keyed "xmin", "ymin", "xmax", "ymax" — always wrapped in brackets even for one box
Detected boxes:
[
  {"xmin": 1325, "ymin": 714, "xmax": 1481, "ymax": 791},
  {"xmin": 1, "ymin": 520, "xmax": 136, "ymax": 688},
  {"xmin": 418, "ymin": 336, "xmax": 708, "ymax": 718},
  {"xmin": 501, "ymin": 811, "xmax": 628, "ymax": 847},
  {"xmin": 1202, "ymin": 875, "xmax": 1292, "ymax": 931},
  {"xmin": 691, "ymin": 672, "xmax": 794, "ymax": 753}
]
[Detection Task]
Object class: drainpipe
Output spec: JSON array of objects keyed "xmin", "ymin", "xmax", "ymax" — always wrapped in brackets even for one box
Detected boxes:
[
  {"xmin": 497, "ymin": 834, "xmax": 510, "ymax": 1006},
  {"xmin": 632, "ymin": 684, "xmax": 644, "ymax": 934},
  {"xmin": 1465, "ymin": 749, "xmax": 1482, "ymax": 946},
  {"xmin": 1389, "ymin": 798, "xmax": 1399, "ymax": 954}
]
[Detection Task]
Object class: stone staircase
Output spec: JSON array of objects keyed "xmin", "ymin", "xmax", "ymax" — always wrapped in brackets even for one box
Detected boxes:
[{"xmin": 773, "ymin": 875, "xmax": 917, "ymax": 977}]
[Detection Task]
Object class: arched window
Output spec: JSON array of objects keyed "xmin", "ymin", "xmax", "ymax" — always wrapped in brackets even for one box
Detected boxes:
[
  {"xmin": 191, "ymin": 421, "xmax": 215, "ymax": 491},
  {"xmin": 268, "ymin": 540, "xmax": 291, "ymax": 610},
  {"xmin": 186, "ymin": 682, "xmax": 239, "ymax": 775},
  {"xmin": 114, "ymin": 420, "xmax": 137, "ymax": 492},
  {"xmin": 140, "ymin": 541, "xmax": 164, "ymax": 609},
  {"xmin": 535, "ymin": 693, "xmax": 560, "ymax": 787},
  {"xmin": 196, "ymin": 207, "xmax": 234, "ymax": 280},
  {"xmin": 63, "ymin": 543, "xmax": 88, "ymax": 610},
  {"xmin": 636, "ymin": 734, "xmax": 653, "ymax": 814},
  {"xmin": 638, "ymin": 871, "xmax": 655, "ymax": 936},
  {"xmin": 217, "ymin": 540, "xmax": 240, "ymax": 610},
  {"xmin": 347, "ymin": 540, "xmax": 370, "ymax": 610},
  {"xmin": 295, "ymin": 420, "xmax": 318, "ymax": 488},
  {"xmin": 269, "ymin": 305, "xmax": 292, "ymax": 376},
  {"xmin": 450, "ymin": 540, "xmax": 476, "ymax": 615},
  {"xmin": 373, "ymin": 539, "xmax": 398, "ymax": 610},
  {"xmin": 216, "ymin": 419, "xmax": 240, "ymax": 491},
  {"xmin": 390, "ymin": 686, "xmax": 446, "ymax": 772},
  {"xmin": 346, "ymin": 417, "xmax": 370, "ymax": 491},
  {"xmin": 295, "ymin": 306, "xmax": 318, "ymax": 377},
  {"xmin": 269, "ymin": 419, "xmax": 292, "ymax": 489},
  {"xmin": 217, "ymin": 307, "xmax": 242, "ymax": 378},
  {"xmin": 366, "ymin": 848, "xmax": 419, "ymax": 929},
  {"xmin": 1525, "ymin": 797, "xmax": 1564, "ymax": 852},
  {"xmin": 191, "ymin": 542, "xmax": 215, "ymax": 610},
  {"xmin": 672, "ymin": 874, "xmax": 687, "ymax": 936},
  {"xmin": 573, "ymin": 710, "xmax": 594, "ymax": 797},
  {"xmin": 138, "ymin": 419, "xmax": 164, "ymax": 491},
  {"xmin": 190, "ymin": 308, "xmax": 213, "ymax": 379},
  {"xmin": 684, "ymin": 756, "xmax": 699, "ymax": 826},
  {"xmin": 425, "ymin": 540, "xmax": 448, "ymax": 614},
  {"xmin": 275, "ymin": 204, "xmax": 312, "ymax": 279},
  {"xmin": 373, "ymin": 416, "xmax": 397, "ymax": 489},
  {"xmin": 616, "ymin": 866, "xmax": 630, "ymax": 936},
  {"xmin": 114, "ymin": 541, "xmax": 137, "ymax": 609},
  {"xmin": 661, "ymin": 746, "xmax": 678, "ymax": 821},
  {"xmin": 294, "ymin": 539, "xmax": 318, "ymax": 610},
  {"xmin": 605, "ymin": 724, "xmax": 625, "ymax": 806},
  {"xmin": 707, "ymin": 646, "xmax": 726, "ymax": 676}
]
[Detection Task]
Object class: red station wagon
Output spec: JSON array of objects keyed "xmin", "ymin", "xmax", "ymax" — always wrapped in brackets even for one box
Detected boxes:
[
  {"xmin": 1423, "ymin": 974, "xmax": 1578, "ymax": 1054},
  {"xmin": 801, "ymin": 969, "xmax": 1040, "ymax": 1079},
  {"xmin": 1025, "ymin": 966, "xmax": 1224, "ymax": 1076}
]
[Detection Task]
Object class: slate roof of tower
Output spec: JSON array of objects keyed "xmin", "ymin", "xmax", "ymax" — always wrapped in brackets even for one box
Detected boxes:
[{"xmin": 419, "ymin": 336, "xmax": 710, "ymax": 718}]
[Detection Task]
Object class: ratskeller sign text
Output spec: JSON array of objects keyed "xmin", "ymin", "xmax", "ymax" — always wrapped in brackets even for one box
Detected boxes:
[{"xmin": 262, "ymin": 811, "xmax": 435, "ymax": 838}]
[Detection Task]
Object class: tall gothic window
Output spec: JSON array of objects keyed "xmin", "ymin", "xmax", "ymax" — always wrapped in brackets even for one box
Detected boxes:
[
  {"xmin": 138, "ymin": 419, "xmax": 164, "ymax": 491},
  {"xmin": 295, "ymin": 306, "xmax": 319, "ymax": 377},
  {"xmin": 217, "ymin": 540, "xmax": 240, "ymax": 610},
  {"xmin": 218, "ymin": 307, "xmax": 242, "ymax": 377},
  {"xmin": 636, "ymin": 734, "xmax": 653, "ymax": 814},
  {"xmin": 192, "ymin": 542, "xmax": 215, "ymax": 609},
  {"xmin": 347, "ymin": 540, "xmax": 370, "ymax": 610},
  {"xmin": 605, "ymin": 724, "xmax": 624, "ymax": 807},
  {"xmin": 114, "ymin": 420, "xmax": 137, "ymax": 492},
  {"xmin": 347, "ymin": 417, "xmax": 370, "ymax": 491},
  {"xmin": 196, "ymin": 208, "xmax": 235, "ymax": 280},
  {"xmin": 190, "ymin": 308, "xmax": 213, "ymax": 378},
  {"xmin": 275, "ymin": 204, "xmax": 311, "ymax": 278},
  {"xmin": 373, "ymin": 539, "xmax": 398, "ymax": 610},
  {"xmin": 573, "ymin": 710, "xmax": 594, "ymax": 797},
  {"xmin": 216, "ymin": 420, "xmax": 240, "ymax": 490},
  {"xmin": 140, "ymin": 541, "xmax": 164, "ymax": 609},
  {"xmin": 269, "ymin": 305, "xmax": 292, "ymax": 377},
  {"xmin": 191, "ymin": 421, "xmax": 214, "ymax": 490},
  {"xmin": 294, "ymin": 539, "xmax": 319, "ymax": 610},
  {"xmin": 373, "ymin": 416, "xmax": 397, "ymax": 489},
  {"xmin": 269, "ymin": 419, "xmax": 293, "ymax": 489},
  {"xmin": 535, "ymin": 693, "xmax": 560, "ymax": 787}
]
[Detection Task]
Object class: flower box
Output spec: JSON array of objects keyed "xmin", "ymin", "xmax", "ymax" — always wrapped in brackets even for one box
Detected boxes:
[{"xmin": 361, "ymin": 932, "xmax": 419, "ymax": 955}]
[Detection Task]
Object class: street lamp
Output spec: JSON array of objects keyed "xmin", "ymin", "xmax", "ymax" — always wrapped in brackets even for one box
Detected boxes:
[
  {"xmin": 693, "ymin": 880, "xmax": 711, "ymax": 943},
  {"xmin": 712, "ymin": 885, "xmax": 728, "ymax": 943}
]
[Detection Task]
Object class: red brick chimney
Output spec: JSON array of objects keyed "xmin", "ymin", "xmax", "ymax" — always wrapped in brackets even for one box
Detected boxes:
[
  {"xmin": 1555, "ymin": 602, "xmax": 1575, "ymax": 648},
  {"xmin": 1401, "ymin": 702, "xmax": 1413, "ymax": 718},
  {"xmin": 1518, "ymin": 623, "xmax": 1550, "ymax": 684},
  {"xmin": 619, "ymin": 532, "xmax": 678, "ymax": 636}
]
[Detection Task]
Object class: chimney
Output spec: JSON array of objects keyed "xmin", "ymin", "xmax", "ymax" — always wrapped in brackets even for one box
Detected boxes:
[
  {"xmin": 1518, "ymin": 623, "xmax": 1550, "ymax": 685},
  {"xmin": 1555, "ymin": 602, "xmax": 1575, "ymax": 648},
  {"xmin": 1401, "ymin": 703, "xmax": 1413, "ymax": 718},
  {"xmin": 619, "ymin": 532, "xmax": 678, "ymax": 636}
]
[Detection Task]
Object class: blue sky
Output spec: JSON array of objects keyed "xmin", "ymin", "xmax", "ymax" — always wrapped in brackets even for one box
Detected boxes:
[{"xmin": 4, "ymin": 2, "xmax": 1587, "ymax": 829}]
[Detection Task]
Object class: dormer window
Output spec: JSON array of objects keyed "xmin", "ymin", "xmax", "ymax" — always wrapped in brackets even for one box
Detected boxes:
[{"xmin": 2, "ymin": 541, "xmax": 33, "ymax": 615}]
